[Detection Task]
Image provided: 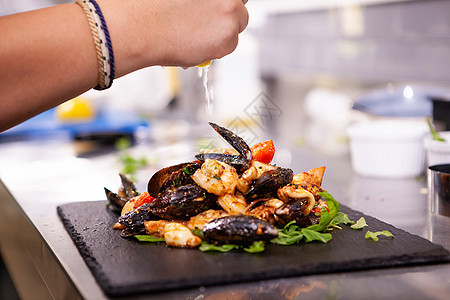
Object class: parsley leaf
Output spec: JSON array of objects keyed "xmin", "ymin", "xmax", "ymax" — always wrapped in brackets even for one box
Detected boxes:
[
  {"xmin": 302, "ymin": 228, "xmax": 332, "ymax": 243},
  {"xmin": 330, "ymin": 212, "xmax": 354, "ymax": 229},
  {"xmin": 135, "ymin": 235, "xmax": 165, "ymax": 242},
  {"xmin": 351, "ymin": 217, "xmax": 368, "ymax": 230},
  {"xmin": 365, "ymin": 230, "xmax": 394, "ymax": 241},
  {"xmin": 181, "ymin": 166, "xmax": 190, "ymax": 174},
  {"xmin": 243, "ymin": 241, "xmax": 265, "ymax": 253},
  {"xmin": 307, "ymin": 191, "xmax": 340, "ymax": 232},
  {"xmin": 199, "ymin": 242, "xmax": 239, "ymax": 252}
]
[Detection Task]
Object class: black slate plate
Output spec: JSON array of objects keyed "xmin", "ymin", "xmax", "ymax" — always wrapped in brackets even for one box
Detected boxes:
[{"xmin": 57, "ymin": 201, "xmax": 449, "ymax": 298}]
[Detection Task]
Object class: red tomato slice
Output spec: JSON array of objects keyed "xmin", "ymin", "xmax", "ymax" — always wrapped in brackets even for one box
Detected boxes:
[
  {"xmin": 133, "ymin": 192, "xmax": 155, "ymax": 208},
  {"xmin": 251, "ymin": 139, "xmax": 275, "ymax": 164}
]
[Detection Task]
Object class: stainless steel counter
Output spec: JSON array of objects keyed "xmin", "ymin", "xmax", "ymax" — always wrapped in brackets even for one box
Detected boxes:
[{"xmin": 0, "ymin": 136, "xmax": 449, "ymax": 299}]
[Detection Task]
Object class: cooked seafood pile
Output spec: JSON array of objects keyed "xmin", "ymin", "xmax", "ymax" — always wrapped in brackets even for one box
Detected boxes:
[{"xmin": 106, "ymin": 123, "xmax": 329, "ymax": 249}]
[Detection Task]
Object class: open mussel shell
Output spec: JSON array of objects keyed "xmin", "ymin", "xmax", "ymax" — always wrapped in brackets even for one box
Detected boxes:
[
  {"xmin": 104, "ymin": 187, "xmax": 127, "ymax": 214},
  {"xmin": 275, "ymin": 201, "xmax": 319, "ymax": 228},
  {"xmin": 208, "ymin": 122, "xmax": 252, "ymax": 163},
  {"xmin": 150, "ymin": 184, "xmax": 216, "ymax": 220},
  {"xmin": 119, "ymin": 173, "xmax": 140, "ymax": 199},
  {"xmin": 246, "ymin": 168, "xmax": 294, "ymax": 199},
  {"xmin": 118, "ymin": 203, "xmax": 156, "ymax": 236},
  {"xmin": 195, "ymin": 153, "xmax": 250, "ymax": 173},
  {"xmin": 147, "ymin": 162, "xmax": 201, "ymax": 197},
  {"xmin": 203, "ymin": 215, "xmax": 278, "ymax": 245}
]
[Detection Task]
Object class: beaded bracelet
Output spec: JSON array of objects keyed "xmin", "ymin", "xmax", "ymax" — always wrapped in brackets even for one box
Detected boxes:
[{"xmin": 75, "ymin": 0, "xmax": 115, "ymax": 90}]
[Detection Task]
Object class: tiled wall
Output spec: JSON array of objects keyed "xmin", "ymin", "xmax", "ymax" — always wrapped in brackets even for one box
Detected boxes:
[{"xmin": 256, "ymin": 0, "xmax": 450, "ymax": 84}]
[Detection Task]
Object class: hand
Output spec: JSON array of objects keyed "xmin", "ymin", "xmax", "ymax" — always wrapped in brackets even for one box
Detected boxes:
[{"xmin": 99, "ymin": 0, "xmax": 249, "ymax": 74}]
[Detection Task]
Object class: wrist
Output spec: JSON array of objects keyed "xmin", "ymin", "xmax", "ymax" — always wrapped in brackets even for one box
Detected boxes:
[{"xmin": 95, "ymin": 0, "xmax": 157, "ymax": 78}]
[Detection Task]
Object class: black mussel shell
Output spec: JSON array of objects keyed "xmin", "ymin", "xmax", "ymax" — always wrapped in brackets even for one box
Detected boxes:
[
  {"xmin": 104, "ymin": 187, "xmax": 127, "ymax": 214},
  {"xmin": 274, "ymin": 200, "xmax": 319, "ymax": 228},
  {"xmin": 208, "ymin": 122, "xmax": 252, "ymax": 163},
  {"xmin": 203, "ymin": 215, "xmax": 278, "ymax": 245},
  {"xmin": 119, "ymin": 173, "xmax": 140, "ymax": 199},
  {"xmin": 246, "ymin": 168, "xmax": 294, "ymax": 199},
  {"xmin": 118, "ymin": 203, "xmax": 156, "ymax": 236},
  {"xmin": 120, "ymin": 226, "xmax": 147, "ymax": 238},
  {"xmin": 195, "ymin": 153, "xmax": 250, "ymax": 173},
  {"xmin": 147, "ymin": 162, "xmax": 201, "ymax": 197},
  {"xmin": 150, "ymin": 184, "xmax": 216, "ymax": 220}
]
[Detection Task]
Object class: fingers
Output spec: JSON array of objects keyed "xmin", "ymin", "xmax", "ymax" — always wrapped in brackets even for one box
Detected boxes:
[{"xmin": 238, "ymin": 1, "xmax": 249, "ymax": 33}]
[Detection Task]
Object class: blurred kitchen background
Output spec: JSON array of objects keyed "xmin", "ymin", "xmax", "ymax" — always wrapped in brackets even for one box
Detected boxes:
[
  {"xmin": 1, "ymin": 0, "xmax": 450, "ymax": 149},
  {"xmin": 1, "ymin": 0, "xmax": 450, "ymax": 298}
]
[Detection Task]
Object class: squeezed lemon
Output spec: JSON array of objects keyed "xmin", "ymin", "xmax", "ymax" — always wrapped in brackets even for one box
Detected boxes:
[{"xmin": 197, "ymin": 60, "xmax": 212, "ymax": 68}]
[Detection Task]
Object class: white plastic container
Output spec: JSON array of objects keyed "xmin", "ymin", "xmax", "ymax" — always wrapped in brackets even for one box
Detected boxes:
[
  {"xmin": 424, "ymin": 131, "xmax": 450, "ymax": 166},
  {"xmin": 347, "ymin": 120, "xmax": 428, "ymax": 178}
]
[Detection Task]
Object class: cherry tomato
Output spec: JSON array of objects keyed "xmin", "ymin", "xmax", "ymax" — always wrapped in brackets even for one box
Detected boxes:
[
  {"xmin": 251, "ymin": 139, "xmax": 275, "ymax": 164},
  {"xmin": 133, "ymin": 192, "xmax": 155, "ymax": 208},
  {"xmin": 312, "ymin": 202, "xmax": 330, "ymax": 216}
]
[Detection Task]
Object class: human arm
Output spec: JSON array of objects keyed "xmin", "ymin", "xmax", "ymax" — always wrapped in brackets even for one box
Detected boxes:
[{"xmin": 0, "ymin": 0, "xmax": 249, "ymax": 132}]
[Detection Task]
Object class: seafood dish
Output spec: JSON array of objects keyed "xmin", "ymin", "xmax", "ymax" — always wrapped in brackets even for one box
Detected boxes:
[{"xmin": 105, "ymin": 123, "xmax": 338, "ymax": 251}]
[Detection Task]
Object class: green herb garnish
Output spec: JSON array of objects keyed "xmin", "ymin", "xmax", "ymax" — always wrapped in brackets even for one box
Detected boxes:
[
  {"xmin": 173, "ymin": 174, "xmax": 182, "ymax": 187},
  {"xmin": 307, "ymin": 191, "xmax": 340, "ymax": 232},
  {"xmin": 243, "ymin": 241, "xmax": 265, "ymax": 253},
  {"xmin": 301, "ymin": 228, "xmax": 332, "ymax": 243},
  {"xmin": 181, "ymin": 166, "xmax": 190, "ymax": 174},
  {"xmin": 213, "ymin": 175, "xmax": 222, "ymax": 180},
  {"xmin": 135, "ymin": 235, "xmax": 166, "ymax": 242},
  {"xmin": 329, "ymin": 212, "xmax": 354, "ymax": 229},
  {"xmin": 365, "ymin": 230, "xmax": 394, "ymax": 241},
  {"xmin": 351, "ymin": 217, "xmax": 368, "ymax": 230},
  {"xmin": 199, "ymin": 242, "xmax": 239, "ymax": 252}
]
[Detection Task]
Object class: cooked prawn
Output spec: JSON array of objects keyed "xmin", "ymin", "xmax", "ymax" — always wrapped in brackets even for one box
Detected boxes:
[
  {"xmin": 144, "ymin": 220, "xmax": 170, "ymax": 237},
  {"xmin": 164, "ymin": 222, "xmax": 202, "ymax": 248},
  {"xmin": 217, "ymin": 194, "xmax": 247, "ymax": 215},
  {"xmin": 192, "ymin": 159, "xmax": 238, "ymax": 196},
  {"xmin": 236, "ymin": 161, "xmax": 277, "ymax": 193},
  {"xmin": 188, "ymin": 209, "xmax": 228, "ymax": 231}
]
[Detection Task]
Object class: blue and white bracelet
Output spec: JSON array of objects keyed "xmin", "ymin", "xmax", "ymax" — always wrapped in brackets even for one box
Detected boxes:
[{"xmin": 76, "ymin": 0, "xmax": 115, "ymax": 90}]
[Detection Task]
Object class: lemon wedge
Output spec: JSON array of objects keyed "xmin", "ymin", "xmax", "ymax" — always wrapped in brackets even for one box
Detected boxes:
[
  {"xmin": 197, "ymin": 60, "xmax": 212, "ymax": 67},
  {"xmin": 56, "ymin": 96, "xmax": 95, "ymax": 122}
]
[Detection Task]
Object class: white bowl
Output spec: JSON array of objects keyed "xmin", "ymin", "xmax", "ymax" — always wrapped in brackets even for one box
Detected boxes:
[
  {"xmin": 347, "ymin": 120, "xmax": 428, "ymax": 178},
  {"xmin": 424, "ymin": 131, "xmax": 450, "ymax": 166}
]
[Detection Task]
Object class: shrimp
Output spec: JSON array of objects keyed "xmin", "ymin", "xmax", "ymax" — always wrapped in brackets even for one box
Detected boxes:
[
  {"xmin": 144, "ymin": 220, "xmax": 170, "ymax": 237},
  {"xmin": 192, "ymin": 159, "xmax": 238, "ymax": 196},
  {"xmin": 217, "ymin": 194, "xmax": 247, "ymax": 215},
  {"xmin": 188, "ymin": 209, "xmax": 228, "ymax": 231},
  {"xmin": 164, "ymin": 222, "xmax": 202, "ymax": 248},
  {"xmin": 236, "ymin": 161, "xmax": 277, "ymax": 194}
]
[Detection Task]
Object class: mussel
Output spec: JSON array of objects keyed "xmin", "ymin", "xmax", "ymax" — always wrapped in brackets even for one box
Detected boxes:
[
  {"xmin": 246, "ymin": 168, "xmax": 294, "ymax": 199},
  {"xmin": 147, "ymin": 162, "xmax": 201, "ymax": 197},
  {"xmin": 150, "ymin": 184, "xmax": 217, "ymax": 220},
  {"xmin": 104, "ymin": 187, "xmax": 127, "ymax": 214},
  {"xmin": 195, "ymin": 153, "xmax": 250, "ymax": 173},
  {"xmin": 118, "ymin": 203, "xmax": 156, "ymax": 237},
  {"xmin": 274, "ymin": 200, "xmax": 319, "ymax": 228},
  {"xmin": 105, "ymin": 173, "xmax": 139, "ymax": 214},
  {"xmin": 203, "ymin": 215, "xmax": 278, "ymax": 245},
  {"xmin": 119, "ymin": 173, "xmax": 140, "ymax": 199},
  {"xmin": 208, "ymin": 122, "xmax": 253, "ymax": 163}
]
